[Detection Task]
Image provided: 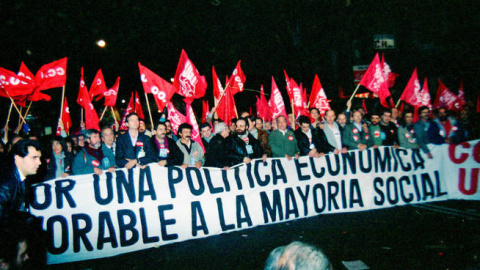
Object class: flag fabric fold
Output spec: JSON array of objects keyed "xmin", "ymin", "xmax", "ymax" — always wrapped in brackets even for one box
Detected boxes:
[
  {"xmin": 34, "ymin": 57, "xmax": 67, "ymax": 91},
  {"xmin": 309, "ymin": 74, "xmax": 331, "ymax": 116},
  {"xmin": 399, "ymin": 68, "xmax": 421, "ymax": 106},
  {"xmin": 269, "ymin": 77, "xmax": 288, "ymax": 122},
  {"xmin": 226, "ymin": 60, "xmax": 246, "ymax": 96},
  {"xmin": 104, "ymin": 77, "xmax": 120, "ymax": 107},
  {"xmin": 186, "ymin": 104, "xmax": 205, "ymax": 152},
  {"xmin": 89, "ymin": 69, "xmax": 107, "ymax": 100},
  {"xmin": 173, "ymin": 50, "xmax": 207, "ymax": 104},
  {"xmin": 139, "ymin": 63, "xmax": 176, "ymax": 112},
  {"xmin": 433, "ymin": 79, "xmax": 458, "ymax": 110},
  {"xmin": 167, "ymin": 102, "xmax": 186, "ymax": 135},
  {"xmin": 358, "ymin": 53, "xmax": 393, "ymax": 108}
]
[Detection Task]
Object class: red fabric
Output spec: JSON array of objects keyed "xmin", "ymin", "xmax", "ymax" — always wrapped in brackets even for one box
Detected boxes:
[
  {"xmin": 0, "ymin": 67, "xmax": 35, "ymax": 98},
  {"xmin": 186, "ymin": 104, "xmax": 205, "ymax": 152},
  {"xmin": 456, "ymin": 79, "xmax": 466, "ymax": 108},
  {"xmin": 433, "ymin": 79, "xmax": 458, "ymax": 110},
  {"xmin": 287, "ymin": 76, "xmax": 308, "ymax": 118},
  {"xmin": 226, "ymin": 60, "xmax": 246, "ymax": 96},
  {"xmin": 212, "ymin": 66, "xmax": 224, "ymax": 102},
  {"xmin": 167, "ymin": 102, "xmax": 186, "ymax": 135},
  {"xmin": 269, "ymin": 77, "xmax": 288, "ymax": 122},
  {"xmin": 104, "ymin": 77, "xmax": 120, "ymax": 107},
  {"xmin": 476, "ymin": 94, "xmax": 480, "ymax": 113},
  {"xmin": 400, "ymin": 68, "xmax": 421, "ymax": 106},
  {"xmin": 34, "ymin": 57, "xmax": 67, "ymax": 91},
  {"xmin": 58, "ymin": 97, "xmax": 73, "ymax": 134},
  {"xmin": 85, "ymin": 102, "xmax": 100, "ymax": 131},
  {"xmin": 362, "ymin": 99, "xmax": 368, "ymax": 114},
  {"xmin": 27, "ymin": 89, "xmax": 51, "ymax": 102},
  {"xmin": 359, "ymin": 53, "xmax": 392, "ymax": 108},
  {"xmin": 17, "ymin": 63, "xmax": 51, "ymax": 102},
  {"xmin": 173, "ymin": 49, "xmax": 207, "ymax": 104},
  {"xmin": 413, "ymin": 78, "xmax": 432, "ymax": 123},
  {"xmin": 216, "ymin": 85, "xmax": 236, "ymax": 126},
  {"xmin": 134, "ymin": 91, "xmax": 145, "ymax": 120},
  {"xmin": 88, "ymin": 69, "xmax": 107, "ymax": 100},
  {"xmin": 309, "ymin": 74, "xmax": 331, "ymax": 117},
  {"xmin": 138, "ymin": 63, "xmax": 176, "ymax": 112},
  {"xmin": 119, "ymin": 93, "xmax": 135, "ymax": 131},
  {"xmin": 76, "ymin": 68, "xmax": 90, "ymax": 108},
  {"xmin": 256, "ymin": 85, "xmax": 272, "ymax": 122},
  {"xmin": 338, "ymin": 85, "xmax": 348, "ymax": 99},
  {"xmin": 202, "ymin": 100, "xmax": 209, "ymax": 123},
  {"xmin": 381, "ymin": 54, "xmax": 399, "ymax": 88},
  {"xmin": 18, "ymin": 62, "xmax": 34, "ymax": 81},
  {"xmin": 283, "ymin": 70, "xmax": 293, "ymax": 100}
]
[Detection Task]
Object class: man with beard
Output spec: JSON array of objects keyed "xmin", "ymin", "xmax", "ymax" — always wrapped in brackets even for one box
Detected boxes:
[
  {"xmin": 398, "ymin": 111, "xmax": 419, "ymax": 149},
  {"xmin": 176, "ymin": 123, "xmax": 205, "ymax": 169},
  {"xmin": 116, "ymin": 113, "xmax": 156, "ymax": 169},
  {"xmin": 342, "ymin": 110, "xmax": 371, "ymax": 151},
  {"xmin": 226, "ymin": 117, "xmax": 266, "ymax": 166},
  {"xmin": 368, "ymin": 111, "xmax": 383, "ymax": 147},
  {"xmin": 379, "ymin": 109, "xmax": 399, "ymax": 147},
  {"xmin": 205, "ymin": 122, "xmax": 231, "ymax": 168},
  {"xmin": 428, "ymin": 107, "xmax": 465, "ymax": 145},
  {"xmin": 152, "ymin": 122, "xmax": 183, "ymax": 167},
  {"xmin": 336, "ymin": 113, "xmax": 348, "ymax": 132},
  {"xmin": 164, "ymin": 120, "xmax": 178, "ymax": 142},
  {"xmin": 414, "ymin": 106, "xmax": 433, "ymax": 159},
  {"xmin": 295, "ymin": 115, "xmax": 334, "ymax": 157},
  {"xmin": 323, "ymin": 110, "xmax": 347, "ymax": 154},
  {"xmin": 73, "ymin": 129, "xmax": 116, "ymax": 175}
]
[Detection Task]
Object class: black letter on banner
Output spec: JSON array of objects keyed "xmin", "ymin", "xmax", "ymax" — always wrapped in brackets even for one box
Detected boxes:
[
  {"xmin": 312, "ymin": 184, "xmax": 326, "ymax": 213},
  {"xmin": 72, "ymin": 214, "xmax": 93, "ymax": 252},
  {"xmin": 374, "ymin": 148, "xmax": 391, "ymax": 173},
  {"xmin": 221, "ymin": 170, "xmax": 231, "ymax": 192},
  {"xmin": 204, "ymin": 169, "xmax": 224, "ymax": 194},
  {"xmin": 373, "ymin": 177, "xmax": 385, "ymax": 205},
  {"xmin": 55, "ymin": 179, "xmax": 76, "ymax": 209},
  {"xmin": 421, "ymin": 173, "xmax": 435, "ymax": 200},
  {"xmin": 294, "ymin": 158, "xmax": 310, "ymax": 181},
  {"xmin": 434, "ymin": 171, "xmax": 447, "ymax": 197},
  {"xmin": 158, "ymin": 204, "xmax": 178, "ymax": 241},
  {"xmin": 399, "ymin": 176, "xmax": 414, "ymax": 203},
  {"xmin": 46, "ymin": 216, "xmax": 68, "ymax": 255},
  {"xmin": 326, "ymin": 155, "xmax": 340, "ymax": 176},
  {"xmin": 412, "ymin": 175, "xmax": 421, "ymax": 201},
  {"xmin": 255, "ymin": 160, "xmax": 271, "ymax": 186},
  {"xmin": 191, "ymin": 201, "xmax": 209, "ymax": 236},
  {"xmin": 216, "ymin": 198, "xmax": 235, "ymax": 231},
  {"xmin": 97, "ymin": 211, "xmax": 118, "ymax": 250},
  {"xmin": 236, "ymin": 195, "xmax": 252, "ymax": 228},
  {"xmin": 358, "ymin": 149, "xmax": 372, "ymax": 173},
  {"xmin": 117, "ymin": 209, "xmax": 139, "ymax": 247},
  {"xmin": 327, "ymin": 182, "xmax": 340, "ymax": 211},
  {"xmin": 94, "ymin": 173, "xmax": 113, "ymax": 205},
  {"xmin": 139, "ymin": 208, "xmax": 159, "ymax": 243},
  {"xmin": 116, "ymin": 170, "xmax": 136, "ymax": 203},
  {"xmin": 30, "ymin": 183, "xmax": 52, "ymax": 210},
  {"xmin": 234, "ymin": 166, "xmax": 243, "ymax": 190},
  {"xmin": 395, "ymin": 149, "xmax": 412, "ymax": 172},
  {"xmin": 342, "ymin": 152, "xmax": 356, "ymax": 175},
  {"xmin": 349, "ymin": 179, "xmax": 364, "ymax": 208},
  {"xmin": 391, "ymin": 148, "xmax": 399, "ymax": 172},
  {"xmin": 285, "ymin": 188, "xmax": 299, "ymax": 219},
  {"xmin": 186, "ymin": 168, "xmax": 205, "ymax": 196},
  {"xmin": 341, "ymin": 180, "xmax": 347, "ymax": 209},
  {"xmin": 168, "ymin": 167, "xmax": 183, "ymax": 199},
  {"xmin": 139, "ymin": 166, "xmax": 156, "ymax": 202},
  {"xmin": 386, "ymin": 177, "xmax": 399, "ymax": 205},
  {"xmin": 260, "ymin": 190, "xmax": 283, "ymax": 223},
  {"xmin": 412, "ymin": 149, "xmax": 425, "ymax": 170},
  {"xmin": 297, "ymin": 186, "xmax": 310, "ymax": 216},
  {"xmin": 309, "ymin": 157, "xmax": 325, "ymax": 178},
  {"xmin": 246, "ymin": 163, "xmax": 255, "ymax": 188},
  {"xmin": 272, "ymin": 160, "xmax": 287, "ymax": 184}
]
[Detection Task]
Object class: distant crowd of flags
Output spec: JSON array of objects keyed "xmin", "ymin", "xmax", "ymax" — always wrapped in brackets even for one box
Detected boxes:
[{"xmin": 0, "ymin": 50, "xmax": 476, "ymax": 142}]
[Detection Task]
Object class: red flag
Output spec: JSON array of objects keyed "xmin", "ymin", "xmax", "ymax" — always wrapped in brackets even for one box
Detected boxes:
[
  {"xmin": 283, "ymin": 70, "xmax": 293, "ymax": 99},
  {"xmin": 362, "ymin": 99, "xmax": 368, "ymax": 114},
  {"xmin": 34, "ymin": 57, "xmax": 67, "ymax": 91},
  {"xmin": 85, "ymin": 102, "xmax": 100, "ymax": 131},
  {"xmin": 216, "ymin": 85, "xmax": 237, "ymax": 126},
  {"xmin": 119, "ymin": 93, "xmax": 135, "ymax": 131},
  {"xmin": 381, "ymin": 54, "xmax": 399, "ymax": 88},
  {"xmin": 202, "ymin": 100, "xmax": 209, "ymax": 123},
  {"xmin": 286, "ymin": 76, "xmax": 308, "ymax": 118},
  {"xmin": 27, "ymin": 89, "xmax": 51, "ymax": 102},
  {"xmin": 57, "ymin": 97, "xmax": 73, "ymax": 135},
  {"xmin": 104, "ymin": 77, "xmax": 120, "ymax": 107},
  {"xmin": 212, "ymin": 66, "xmax": 224, "ymax": 102},
  {"xmin": 134, "ymin": 91, "xmax": 145, "ymax": 120},
  {"xmin": 138, "ymin": 63, "xmax": 176, "ymax": 112},
  {"xmin": 173, "ymin": 49, "xmax": 207, "ymax": 104},
  {"xmin": 186, "ymin": 104, "xmax": 205, "ymax": 152},
  {"xmin": 76, "ymin": 68, "xmax": 90, "ymax": 108},
  {"xmin": 359, "ymin": 53, "xmax": 392, "ymax": 108},
  {"xmin": 167, "ymin": 102, "xmax": 186, "ymax": 135},
  {"xmin": 433, "ymin": 79, "xmax": 458, "ymax": 110},
  {"xmin": 476, "ymin": 94, "xmax": 480, "ymax": 113},
  {"xmin": 399, "ymin": 68, "xmax": 421, "ymax": 106},
  {"xmin": 226, "ymin": 60, "xmax": 246, "ymax": 96},
  {"xmin": 413, "ymin": 78, "xmax": 432, "ymax": 122},
  {"xmin": 256, "ymin": 85, "xmax": 272, "ymax": 122},
  {"xmin": 457, "ymin": 79, "xmax": 466, "ymax": 108},
  {"xmin": 88, "ymin": 69, "xmax": 108, "ymax": 100},
  {"xmin": 269, "ymin": 77, "xmax": 288, "ymax": 122},
  {"xmin": 0, "ymin": 67, "xmax": 35, "ymax": 98},
  {"xmin": 16, "ymin": 63, "xmax": 51, "ymax": 102},
  {"xmin": 309, "ymin": 74, "xmax": 331, "ymax": 117},
  {"xmin": 18, "ymin": 62, "xmax": 34, "ymax": 81}
]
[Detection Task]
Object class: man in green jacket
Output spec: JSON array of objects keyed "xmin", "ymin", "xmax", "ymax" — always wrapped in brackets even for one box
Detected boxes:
[{"xmin": 269, "ymin": 115, "xmax": 300, "ymax": 160}]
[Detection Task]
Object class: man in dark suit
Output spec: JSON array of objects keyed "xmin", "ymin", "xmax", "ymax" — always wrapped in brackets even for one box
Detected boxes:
[
  {"xmin": 152, "ymin": 121, "xmax": 183, "ymax": 166},
  {"xmin": 0, "ymin": 139, "xmax": 42, "ymax": 221},
  {"xmin": 116, "ymin": 113, "xmax": 156, "ymax": 169},
  {"xmin": 295, "ymin": 115, "xmax": 335, "ymax": 157}
]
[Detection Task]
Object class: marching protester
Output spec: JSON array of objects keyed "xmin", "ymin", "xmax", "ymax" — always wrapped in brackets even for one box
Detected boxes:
[
  {"xmin": 247, "ymin": 115, "xmax": 271, "ymax": 157},
  {"xmin": 414, "ymin": 106, "xmax": 434, "ymax": 159},
  {"xmin": 204, "ymin": 122, "xmax": 231, "ymax": 168},
  {"xmin": 0, "ymin": 229, "xmax": 30, "ymax": 270},
  {"xmin": 342, "ymin": 110, "xmax": 371, "ymax": 151},
  {"xmin": 397, "ymin": 110, "xmax": 419, "ymax": 149},
  {"xmin": 309, "ymin": 108, "xmax": 322, "ymax": 128},
  {"xmin": 116, "ymin": 113, "xmax": 156, "ymax": 169},
  {"xmin": 322, "ymin": 110, "xmax": 347, "ymax": 154},
  {"xmin": 164, "ymin": 120, "xmax": 178, "ymax": 142},
  {"xmin": 72, "ymin": 129, "xmax": 116, "ymax": 175},
  {"xmin": 336, "ymin": 112, "xmax": 348, "ymax": 132},
  {"xmin": 200, "ymin": 122, "xmax": 214, "ymax": 155},
  {"xmin": 295, "ymin": 115, "xmax": 334, "ymax": 157},
  {"xmin": 379, "ymin": 109, "xmax": 399, "ymax": 147},
  {"xmin": 428, "ymin": 107, "xmax": 465, "ymax": 145},
  {"xmin": 268, "ymin": 115, "xmax": 300, "ymax": 159},
  {"xmin": 225, "ymin": 117, "xmax": 266, "ymax": 165},
  {"xmin": 44, "ymin": 136, "xmax": 73, "ymax": 180},
  {"xmin": 152, "ymin": 121, "xmax": 183, "ymax": 167},
  {"xmin": 176, "ymin": 123, "xmax": 205, "ymax": 168},
  {"xmin": 264, "ymin": 241, "xmax": 331, "ymax": 270},
  {"xmin": 368, "ymin": 111, "xmax": 383, "ymax": 147}
]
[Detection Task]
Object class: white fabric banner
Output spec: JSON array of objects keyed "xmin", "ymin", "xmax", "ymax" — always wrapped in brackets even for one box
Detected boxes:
[{"xmin": 30, "ymin": 140, "xmax": 480, "ymax": 264}]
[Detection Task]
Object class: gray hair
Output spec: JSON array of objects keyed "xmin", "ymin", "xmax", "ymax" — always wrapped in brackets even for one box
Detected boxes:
[
  {"xmin": 214, "ymin": 122, "xmax": 227, "ymax": 135},
  {"xmin": 264, "ymin": 241, "xmax": 330, "ymax": 270}
]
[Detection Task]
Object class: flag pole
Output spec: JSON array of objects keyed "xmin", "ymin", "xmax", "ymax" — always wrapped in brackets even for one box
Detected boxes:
[
  {"xmin": 395, "ymin": 99, "xmax": 402, "ymax": 108},
  {"xmin": 60, "ymin": 85, "xmax": 66, "ymax": 120},
  {"xmin": 5, "ymin": 101, "xmax": 13, "ymax": 126},
  {"xmin": 18, "ymin": 107, "xmax": 23, "ymax": 126},
  {"xmin": 5, "ymin": 93, "xmax": 27, "ymax": 124},
  {"xmin": 211, "ymin": 82, "xmax": 230, "ymax": 115},
  {"xmin": 110, "ymin": 107, "xmax": 118, "ymax": 131},
  {"xmin": 347, "ymin": 84, "xmax": 361, "ymax": 104},
  {"xmin": 81, "ymin": 108, "xmax": 84, "ymax": 124},
  {"xmin": 99, "ymin": 106, "xmax": 108, "ymax": 121},
  {"xmin": 290, "ymin": 100, "xmax": 295, "ymax": 130},
  {"xmin": 19, "ymin": 101, "xmax": 33, "ymax": 125},
  {"xmin": 144, "ymin": 92, "xmax": 154, "ymax": 132}
]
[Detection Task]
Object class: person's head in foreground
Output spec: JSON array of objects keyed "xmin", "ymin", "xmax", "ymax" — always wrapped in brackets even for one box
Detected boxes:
[{"xmin": 264, "ymin": 241, "xmax": 332, "ymax": 270}]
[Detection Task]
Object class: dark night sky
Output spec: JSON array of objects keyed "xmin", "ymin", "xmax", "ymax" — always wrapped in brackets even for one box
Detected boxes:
[{"xmin": 1, "ymin": 0, "xmax": 479, "ymax": 130}]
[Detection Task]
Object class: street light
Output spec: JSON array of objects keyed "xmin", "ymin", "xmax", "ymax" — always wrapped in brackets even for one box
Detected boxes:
[{"xmin": 96, "ymin": 39, "xmax": 106, "ymax": 48}]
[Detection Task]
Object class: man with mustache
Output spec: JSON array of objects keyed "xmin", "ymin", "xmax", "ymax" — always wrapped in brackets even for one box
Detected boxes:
[
  {"xmin": 72, "ymin": 129, "xmax": 116, "ymax": 175},
  {"xmin": 176, "ymin": 123, "xmax": 205, "ymax": 169},
  {"xmin": 152, "ymin": 121, "xmax": 183, "ymax": 167},
  {"xmin": 0, "ymin": 139, "xmax": 42, "ymax": 220},
  {"xmin": 225, "ymin": 117, "xmax": 266, "ymax": 166},
  {"xmin": 428, "ymin": 107, "xmax": 466, "ymax": 145}
]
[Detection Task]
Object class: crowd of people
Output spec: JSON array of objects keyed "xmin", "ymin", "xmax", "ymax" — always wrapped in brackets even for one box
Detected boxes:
[{"xmin": 0, "ymin": 98, "xmax": 476, "ymax": 269}]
